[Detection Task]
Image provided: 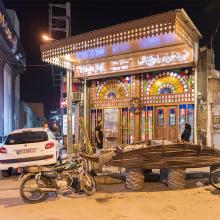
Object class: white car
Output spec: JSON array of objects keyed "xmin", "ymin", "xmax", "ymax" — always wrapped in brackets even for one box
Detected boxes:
[{"xmin": 0, "ymin": 127, "xmax": 61, "ymax": 177}]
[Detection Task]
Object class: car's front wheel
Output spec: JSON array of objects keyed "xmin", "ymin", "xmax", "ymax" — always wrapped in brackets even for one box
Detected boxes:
[{"xmin": 1, "ymin": 169, "xmax": 11, "ymax": 178}]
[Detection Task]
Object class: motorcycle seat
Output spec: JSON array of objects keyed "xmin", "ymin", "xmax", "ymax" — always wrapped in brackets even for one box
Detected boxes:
[
  {"xmin": 26, "ymin": 166, "xmax": 54, "ymax": 173},
  {"xmin": 41, "ymin": 167, "xmax": 54, "ymax": 172}
]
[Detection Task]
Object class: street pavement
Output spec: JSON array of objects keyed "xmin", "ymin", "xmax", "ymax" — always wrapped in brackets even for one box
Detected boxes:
[{"xmin": 0, "ymin": 170, "xmax": 220, "ymax": 220}]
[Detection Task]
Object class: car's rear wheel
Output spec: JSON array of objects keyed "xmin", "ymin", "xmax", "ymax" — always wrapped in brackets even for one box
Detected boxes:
[{"xmin": 1, "ymin": 169, "xmax": 11, "ymax": 178}]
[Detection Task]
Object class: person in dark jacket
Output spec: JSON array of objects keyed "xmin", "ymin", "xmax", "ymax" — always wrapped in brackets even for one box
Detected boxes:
[
  {"xmin": 181, "ymin": 123, "xmax": 191, "ymax": 142},
  {"xmin": 95, "ymin": 120, "xmax": 104, "ymax": 150}
]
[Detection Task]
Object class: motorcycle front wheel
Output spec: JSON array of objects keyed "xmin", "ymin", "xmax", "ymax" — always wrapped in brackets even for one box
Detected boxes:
[
  {"xmin": 20, "ymin": 174, "xmax": 49, "ymax": 204},
  {"xmin": 81, "ymin": 173, "xmax": 96, "ymax": 195},
  {"xmin": 210, "ymin": 170, "xmax": 220, "ymax": 190}
]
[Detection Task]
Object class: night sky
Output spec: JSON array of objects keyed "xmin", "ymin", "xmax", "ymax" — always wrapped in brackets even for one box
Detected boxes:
[{"xmin": 2, "ymin": 0, "xmax": 220, "ymax": 117}]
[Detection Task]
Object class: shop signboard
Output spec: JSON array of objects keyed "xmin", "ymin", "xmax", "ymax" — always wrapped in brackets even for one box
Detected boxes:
[{"xmin": 74, "ymin": 46, "xmax": 193, "ymax": 78}]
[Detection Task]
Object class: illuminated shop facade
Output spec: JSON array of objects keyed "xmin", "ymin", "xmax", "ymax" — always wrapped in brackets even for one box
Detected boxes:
[{"xmin": 41, "ymin": 9, "xmax": 201, "ymax": 145}]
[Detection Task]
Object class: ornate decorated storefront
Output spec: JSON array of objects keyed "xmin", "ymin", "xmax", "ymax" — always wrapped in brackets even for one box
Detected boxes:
[
  {"xmin": 89, "ymin": 67, "xmax": 195, "ymax": 145},
  {"xmin": 41, "ymin": 9, "xmax": 202, "ymax": 145}
]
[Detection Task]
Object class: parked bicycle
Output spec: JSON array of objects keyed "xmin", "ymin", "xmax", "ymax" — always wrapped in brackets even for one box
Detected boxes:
[{"xmin": 209, "ymin": 169, "xmax": 220, "ymax": 190}]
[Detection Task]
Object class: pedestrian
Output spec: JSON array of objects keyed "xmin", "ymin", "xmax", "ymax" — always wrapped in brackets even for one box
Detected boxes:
[
  {"xmin": 90, "ymin": 120, "xmax": 104, "ymax": 177},
  {"xmin": 181, "ymin": 123, "xmax": 191, "ymax": 142},
  {"xmin": 95, "ymin": 121, "xmax": 103, "ymax": 153},
  {"xmin": 95, "ymin": 120, "xmax": 104, "ymax": 153}
]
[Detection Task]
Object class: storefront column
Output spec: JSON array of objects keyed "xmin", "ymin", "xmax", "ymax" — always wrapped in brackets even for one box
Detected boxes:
[
  {"xmin": 66, "ymin": 67, "xmax": 73, "ymax": 154},
  {"xmin": 86, "ymin": 79, "xmax": 90, "ymax": 137},
  {"xmin": 74, "ymin": 103, "xmax": 79, "ymax": 144},
  {"xmin": 83, "ymin": 79, "xmax": 87, "ymax": 128},
  {"xmin": 134, "ymin": 114, "xmax": 140, "ymax": 143},
  {"xmin": 134, "ymin": 75, "xmax": 140, "ymax": 143},
  {"xmin": 194, "ymin": 67, "xmax": 198, "ymax": 144}
]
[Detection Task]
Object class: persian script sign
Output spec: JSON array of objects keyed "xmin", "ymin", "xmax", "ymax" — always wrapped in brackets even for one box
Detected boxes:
[
  {"xmin": 75, "ymin": 47, "xmax": 193, "ymax": 78},
  {"xmin": 137, "ymin": 50, "xmax": 190, "ymax": 67}
]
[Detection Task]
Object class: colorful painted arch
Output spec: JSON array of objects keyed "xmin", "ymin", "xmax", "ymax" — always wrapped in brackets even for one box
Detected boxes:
[
  {"xmin": 97, "ymin": 79, "xmax": 130, "ymax": 99},
  {"xmin": 146, "ymin": 72, "xmax": 188, "ymax": 96}
]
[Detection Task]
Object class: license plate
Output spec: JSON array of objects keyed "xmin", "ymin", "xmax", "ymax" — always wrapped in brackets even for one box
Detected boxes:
[{"xmin": 17, "ymin": 148, "xmax": 36, "ymax": 155}]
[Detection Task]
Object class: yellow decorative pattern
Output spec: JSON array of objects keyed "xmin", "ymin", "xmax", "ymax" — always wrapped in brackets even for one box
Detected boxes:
[
  {"xmin": 97, "ymin": 79, "xmax": 129, "ymax": 100},
  {"xmin": 147, "ymin": 72, "xmax": 187, "ymax": 95}
]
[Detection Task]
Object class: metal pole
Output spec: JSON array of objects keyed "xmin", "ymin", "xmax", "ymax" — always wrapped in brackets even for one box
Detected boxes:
[
  {"xmin": 66, "ymin": 2, "xmax": 71, "ymax": 37},
  {"xmin": 66, "ymin": 2, "xmax": 72, "ymax": 154},
  {"xmin": 60, "ymin": 74, "xmax": 64, "ymax": 138},
  {"xmin": 67, "ymin": 66, "xmax": 73, "ymax": 154},
  {"xmin": 48, "ymin": 3, "xmax": 52, "ymax": 37},
  {"xmin": 83, "ymin": 79, "xmax": 87, "ymax": 128}
]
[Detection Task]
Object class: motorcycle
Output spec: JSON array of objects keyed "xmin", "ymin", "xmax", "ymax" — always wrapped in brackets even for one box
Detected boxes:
[{"xmin": 19, "ymin": 153, "xmax": 96, "ymax": 203}]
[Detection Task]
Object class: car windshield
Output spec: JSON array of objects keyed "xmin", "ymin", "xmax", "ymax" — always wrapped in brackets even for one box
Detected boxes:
[{"xmin": 5, "ymin": 131, "xmax": 48, "ymax": 145}]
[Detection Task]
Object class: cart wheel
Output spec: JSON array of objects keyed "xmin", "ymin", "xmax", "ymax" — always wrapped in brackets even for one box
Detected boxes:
[
  {"xmin": 167, "ymin": 169, "xmax": 186, "ymax": 190},
  {"xmin": 125, "ymin": 169, "xmax": 144, "ymax": 190}
]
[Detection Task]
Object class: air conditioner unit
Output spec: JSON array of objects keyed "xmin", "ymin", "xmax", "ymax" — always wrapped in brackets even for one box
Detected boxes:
[{"xmin": 72, "ymin": 92, "xmax": 81, "ymax": 102}]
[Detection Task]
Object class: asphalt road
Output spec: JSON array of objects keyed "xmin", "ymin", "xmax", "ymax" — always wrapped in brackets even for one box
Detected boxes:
[{"xmin": 0, "ymin": 173, "xmax": 220, "ymax": 220}]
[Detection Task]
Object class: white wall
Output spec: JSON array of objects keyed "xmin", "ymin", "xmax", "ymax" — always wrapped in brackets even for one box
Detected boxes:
[
  {"xmin": 3, "ymin": 63, "xmax": 13, "ymax": 136},
  {"xmin": 213, "ymin": 133, "xmax": 220, "ymax": 149},
  {"xmin": 212, "ymin": 104, "xmax": 220, "ymax": 148}
]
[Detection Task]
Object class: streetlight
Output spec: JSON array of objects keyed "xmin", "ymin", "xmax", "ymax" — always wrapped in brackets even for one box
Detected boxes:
[{"xmin": 41, "ymin": 34, "xmax": 55, "ymax": 42}]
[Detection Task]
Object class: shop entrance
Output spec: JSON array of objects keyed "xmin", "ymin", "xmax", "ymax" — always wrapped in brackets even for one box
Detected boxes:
[
  {"xmin": 155, "ymin": 106, "xmax": 178, "ymax": 140},
  {"xmin": 103, "ymin": 108, "xmax": 119, "ymax": 147}
]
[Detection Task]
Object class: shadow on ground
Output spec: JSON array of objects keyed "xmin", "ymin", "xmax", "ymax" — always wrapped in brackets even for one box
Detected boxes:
[
  {"xmin": 0, "ymin": 171, "xmax": 213, "ymax": 207},
  {"xmin": 97, "ymin": 177, "xmax": 211, "ymax": 194},
  {"xmin": 0, "ymin": 193, "xmax": 61, "ymax": 208}
]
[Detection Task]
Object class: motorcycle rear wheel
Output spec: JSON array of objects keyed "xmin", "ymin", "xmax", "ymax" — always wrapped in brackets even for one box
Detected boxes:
[
  {"xmin": 81, "ymin": 173, "xmax": 96, "ymax": 195},
  {"xmin": 210, "ymin": 170, "xmax": 220, "ymax": 190},
  {"xmin": 20, "ymin": 174, "xmax": 49, "ymax": 204}
]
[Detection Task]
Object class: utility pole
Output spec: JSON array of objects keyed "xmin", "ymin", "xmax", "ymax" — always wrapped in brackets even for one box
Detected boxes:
[
  {"xmin": 66, "ymin": 65, "xmax": 73, "ymax": 154},
  {"xmin": 49, "ymin": 2, "xmax": 71, "ymax": 38},
  {"xmin": 48, "ymin": 2, "xmax": 71, "ymax": 87},
  {"xmin": 48, "ymin": 2, "xmax": 73, "ymax": 154}
]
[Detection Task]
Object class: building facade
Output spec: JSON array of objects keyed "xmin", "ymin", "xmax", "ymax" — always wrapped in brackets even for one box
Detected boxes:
[
  {"xmin": 0, "ymin": 1, "xmax": 25, "ymax": 141},
  {"xmin": 41, "ymin": 9, "xmax": 201, "ymax": 145},
  {"xmin": 19, "ymin": 102, "xmax": 44, "ymax": 128}
]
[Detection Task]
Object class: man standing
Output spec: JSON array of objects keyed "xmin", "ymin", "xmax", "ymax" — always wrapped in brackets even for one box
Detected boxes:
[
  {"xmin": 95, "ymin": 120, "xmax": 104, "ymax": 151},
  {"xmin": 181, "ymin": 123, "xmax": 191, "ymax": 142}
]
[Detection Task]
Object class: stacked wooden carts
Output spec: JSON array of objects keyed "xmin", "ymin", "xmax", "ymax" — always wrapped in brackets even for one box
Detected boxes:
[{"xmin": 83, "ymin": 139, "xmax": 220, "ymax": 190}]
